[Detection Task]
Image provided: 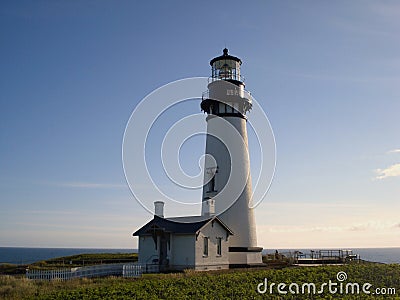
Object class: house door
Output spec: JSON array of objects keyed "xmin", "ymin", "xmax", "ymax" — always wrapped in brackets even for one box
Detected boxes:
[{"xmin": 159, "ymin": 234, "xmax": 168, "ymax": 268}]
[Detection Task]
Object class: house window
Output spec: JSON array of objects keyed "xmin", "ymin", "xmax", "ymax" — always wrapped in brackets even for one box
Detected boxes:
[
  {"xmin": 203, "ymin": 237, "xmax": 208, "ymax": 256},
  {"xmin": 217, "ymin": 237, "xmax": 222, "ymax": 256}
]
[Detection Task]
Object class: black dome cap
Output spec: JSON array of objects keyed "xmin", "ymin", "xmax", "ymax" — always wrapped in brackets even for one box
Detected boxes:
[{"xmin": 210, "ymin": 48, "xmax": 242, "ymax": 66}]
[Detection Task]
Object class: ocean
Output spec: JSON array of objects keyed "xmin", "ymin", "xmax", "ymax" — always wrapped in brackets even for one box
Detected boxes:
[{"xmin": 0, "ymin": 247, "xmax": 399, "ymax": 265}]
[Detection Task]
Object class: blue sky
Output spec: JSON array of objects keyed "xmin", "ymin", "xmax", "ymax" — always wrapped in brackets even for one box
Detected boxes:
[{"xmin": 1, "ymin": 1, "xmax": 399, "ymax": 248}]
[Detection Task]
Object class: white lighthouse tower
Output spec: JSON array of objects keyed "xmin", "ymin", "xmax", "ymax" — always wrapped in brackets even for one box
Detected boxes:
[{"xmin": 201, "ymin": 49, "xmax": 263, "ymax": 266}]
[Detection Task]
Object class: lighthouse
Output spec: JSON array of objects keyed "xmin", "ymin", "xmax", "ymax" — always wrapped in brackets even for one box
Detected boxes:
[{"xmin": 201, "ymin": 49, "xmax": 263, "ymax": 266}]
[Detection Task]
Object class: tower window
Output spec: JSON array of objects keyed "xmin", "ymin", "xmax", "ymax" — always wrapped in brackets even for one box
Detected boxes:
[
  {"xmin": 209, "ymin": 176, "xmax": 215, "ymax": 192},
  {"xmin": 206, "ymin": 167, "xmax": 217, "ymax": 193}
]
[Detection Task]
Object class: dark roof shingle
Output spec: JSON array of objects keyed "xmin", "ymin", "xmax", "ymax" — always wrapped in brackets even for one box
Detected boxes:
[{"xmin": 132, "ymin": 215, "xmax": 233, "ymax": 236}]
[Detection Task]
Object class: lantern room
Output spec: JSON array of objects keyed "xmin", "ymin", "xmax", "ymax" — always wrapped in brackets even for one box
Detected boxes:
[
  {"xmin": 210, "ymin": 48, "xmax": 243, "ymax": 84},
  {"xmin": 201, "ymin": 48, "xmax": 252, "ymax": 117}
]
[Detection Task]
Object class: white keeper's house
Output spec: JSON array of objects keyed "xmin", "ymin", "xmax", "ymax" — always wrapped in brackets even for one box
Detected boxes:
[{"xmin": 133, "ymin": 202, "xmax": 233, "ymax": 271}]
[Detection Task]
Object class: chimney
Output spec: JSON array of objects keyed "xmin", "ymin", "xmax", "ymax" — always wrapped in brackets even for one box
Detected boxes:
[
  {"xmin": 202, "ymin": 197, "xmax": 215, "ymax": 217},
  {"xmin": 154, "ymin": 201, "xmax": 164, "ymax": 218}
]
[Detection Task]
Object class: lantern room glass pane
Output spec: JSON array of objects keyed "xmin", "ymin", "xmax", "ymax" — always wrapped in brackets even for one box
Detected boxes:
[
  {"xmin": 219, "ymin": 103, "xmax": 226, "ymax": 113},
  {"xmin": 226, "ymin": 103, "xmax": 233, "ymax": 113}
]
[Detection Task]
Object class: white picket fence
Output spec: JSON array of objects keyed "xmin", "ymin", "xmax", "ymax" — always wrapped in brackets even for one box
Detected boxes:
[
  {"xmin": 122, "ymin": 263, "xmax": 143, "ymax": 277},
  {"xmin": 26, "ymin": 263, "xmax": 142, "ymax": 281}
]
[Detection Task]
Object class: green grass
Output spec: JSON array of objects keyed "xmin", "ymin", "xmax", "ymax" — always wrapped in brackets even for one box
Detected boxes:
[
  {"xmin": 1, "ymin": 264, "xmax": 399, "ymax": 299},
  {"xmin": 0, "ymin": 253, "xmax": 138, "ymax": 274},
  {"xmin": 32, "ymin": 253, "xmax": 138, "ymax": 268}
]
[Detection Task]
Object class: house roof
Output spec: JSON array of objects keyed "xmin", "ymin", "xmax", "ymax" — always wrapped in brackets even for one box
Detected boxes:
[
  {"xmin": 132, "ymin": 215, "xmax": 233, "ymax": 236},
  {"xmin": 166, "ymin": 216, "xmax": 209, "ymax": 223}
]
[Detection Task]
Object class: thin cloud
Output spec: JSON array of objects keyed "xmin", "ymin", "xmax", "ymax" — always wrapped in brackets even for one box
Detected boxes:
[
  {"xmin": 265, "ymin": 221, "xmax": 398, "ymax": 233},
  {"xmin": 13, "ymin": 221, "xmax": 129, "ymax": 233},
  {"xmin": 284, "ymin": 70, "xmax": 400, "ymax": 84},
  {"xmin": 387, "ymin": 149, "xmax": 400, "ymax": 154},
  {"xmin": 370, "ymin": 2, "xmax": 400, "ymax": 20},
  {"xmin": 375, "ymin": 163, "xmax": 400, "ymax": 180},
  {"xmin": 44, "ymin": 182, "xmax": 127, "ymax": 189},
  {"xmin": 27, "ymin": 210, "xmax": 80, "ymax": 216},
  {"xmin": 331, "ymin": 18, "xmax": 397, "ymax": 38},
  {"xmin": 349, "ymin": 225, "xmax": 367, "ymax": 232}
]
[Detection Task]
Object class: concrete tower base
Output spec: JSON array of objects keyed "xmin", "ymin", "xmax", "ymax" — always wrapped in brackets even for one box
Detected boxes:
[{"xmin": 229, "ymin": 247, "xmax": 264, "ymax": 267}]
